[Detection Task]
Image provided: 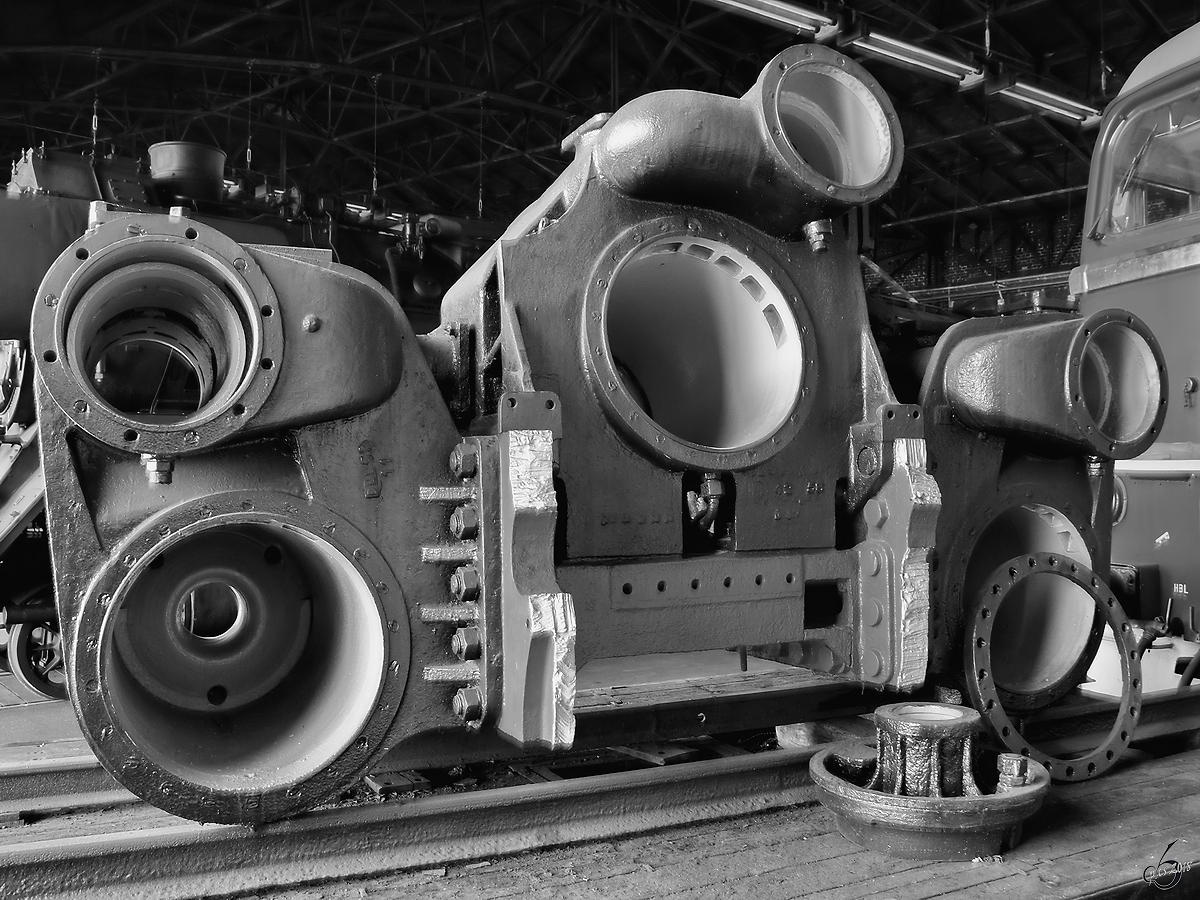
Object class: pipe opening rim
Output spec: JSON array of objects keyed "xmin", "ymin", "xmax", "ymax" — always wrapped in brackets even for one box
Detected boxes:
[
  {"xmin": 1068, "ymin": 310, "xmax": 1167, "ymax": 456},
  {"xmin": 585, "ymin": 222, "xmax": 816, "ymax": 468},
  {"xmin": 33, "ymin": 219, "xmax": 283, "ymax": 454},
  {"xmin": 67, "ymin": 495, "xmax": 407, "ymax": 823},
  {"xmin": 760, "ymin": 46, "xmax": 903, "ymax": 203}
]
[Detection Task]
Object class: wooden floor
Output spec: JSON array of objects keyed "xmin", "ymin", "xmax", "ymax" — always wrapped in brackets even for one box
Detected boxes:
[{"xmin": 241, "ymin": 746, "xmax": 1200, "ymax": 900}]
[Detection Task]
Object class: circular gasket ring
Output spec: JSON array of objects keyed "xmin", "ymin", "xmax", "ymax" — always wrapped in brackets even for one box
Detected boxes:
[
  {"xmin": 581, "ymin": 214, "xmax": 818, "ymax": 471},
  {"xmin": 69, "ymin": 491, "xmax": 408, "ymax": 824},
  {"xmin": 964, "ymin": 551, "xmax": 1141, "ymax": 782}
]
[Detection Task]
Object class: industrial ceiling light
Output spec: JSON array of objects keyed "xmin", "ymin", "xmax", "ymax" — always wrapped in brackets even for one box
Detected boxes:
[
  {"xmin": 837, "ymin": 22, "xmax": 984, "ymax": 90},
  {"xmin": 985, "ymin": 67, "xmax": 1102, "ymax": 128},
  {"xmin": 691, "ymin": 0, "xmax": 839, "ymax": 41}
]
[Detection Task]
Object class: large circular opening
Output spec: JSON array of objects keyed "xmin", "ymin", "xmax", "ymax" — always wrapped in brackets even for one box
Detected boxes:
[
  {"xmin": 777, "ymin": 65, "xmax": 891, "ymax": 188},
  {"xmin": 604, "ymin": 238, "xmax": 804, "ymax": 451},
  {"xmin": 964, "ymin": 504, "xmax": 1096, "ymax": 700},
  {"xmin": 66, "ymin": 261, "xmax": 250, "ymax": 424},
  {"xmin": 105, "ymin": 523, "xmax": 385, "ymax": 791},
  {"xmin": 1078, "ymin": 322, "xmax": 1160, "ymax": 446}
]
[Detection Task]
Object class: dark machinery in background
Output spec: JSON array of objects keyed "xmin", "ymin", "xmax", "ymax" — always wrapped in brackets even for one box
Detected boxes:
[
  {"xmin": 0, "ymin": 139, "xmax": 490, "ymax": 698},
  {"xmin": 21, "ymin": 44, "xmax": 1166, "ymax": 825}
]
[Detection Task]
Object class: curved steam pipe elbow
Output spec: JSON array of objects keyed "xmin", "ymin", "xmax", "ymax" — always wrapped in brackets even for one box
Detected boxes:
[
  {"xmin": 590, "ymin": 44, "xmax": 903, "ymax": 237},
  {"xmin": 940, "ymin": 309, "xmax": 1167, "ymax": 459}
]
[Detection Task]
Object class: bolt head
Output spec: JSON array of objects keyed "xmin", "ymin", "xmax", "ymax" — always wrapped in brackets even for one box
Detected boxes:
[
  {"xmin": 449, "ymin": 443, "xmax": 478, "ymax": 479},
  {"xmin": 450, "ymin": 565, "xmax": 480, "ymax": 601},
  {"xmin": 452, "ymin": 687, "xmax": 483, "ymax": 722},
  {"xmin": 302, "ymin": 314, "xmax": 322, "ymax": 332}
]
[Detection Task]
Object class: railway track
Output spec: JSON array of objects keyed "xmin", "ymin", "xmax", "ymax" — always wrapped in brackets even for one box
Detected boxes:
[{"xmin": 3, "ymin": 687, "xmax": 1200, "ymax": 900}]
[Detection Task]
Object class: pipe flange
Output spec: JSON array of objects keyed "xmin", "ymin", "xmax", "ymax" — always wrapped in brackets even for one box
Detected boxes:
[
  {"xmin": 32, "ymin": 214, "xmax": 283, "ymax": 456},
  {"xmin": 758, "ymin": 44, "xmax": 904, "ymax": 211},
  {"xmin": 69, "ymin": 491, "xmax": 407, "ymax": 824},
  {"xmin": 1065, "ymin": 308, "xmax": 1167, "ymax": 459},
  {"xmin": 582, "ymin": 214, "xmax": 818, "ymax": 470},
  {"xmin": 964, "ymin": 551, "xmax": 1142, "ymax": 782}
]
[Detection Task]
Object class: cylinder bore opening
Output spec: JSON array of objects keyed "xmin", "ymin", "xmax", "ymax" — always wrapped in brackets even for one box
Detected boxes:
[
  {"xmin": 177, "ymin": 582, "xmax": 246, "ymax": 641},
  {"xmin": 105, "ymin": 523, "xmax": 385, "ymax": 791},
  {"xmin": 990, "ymin": 572, "xmax": 1096, "ymax": 694},
  {"xmin": 776, "ymin": 64, "xmax": 891, "ymax": 188},
  {"xmin": 66, "ymin": 260, "xmax": 250, "ymax": 424},
  {"xmin": 1078, "ymin": 322, "xmax": 1160, "ymax": 445},
  {"xmin": 964, "ymin": 504, "xmax": 1095, "ymax": 699},
  {"xmin": 604, "ymin": 238, "xmax": 804, "ymax": 451}
]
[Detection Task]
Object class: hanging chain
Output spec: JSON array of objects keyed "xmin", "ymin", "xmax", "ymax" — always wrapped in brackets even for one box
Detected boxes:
[
  {"xmin": 372, "ymin": 74, "xmax": 380, "ymax": 198},
  {"xmin": 1100, "ymin": 0, "xmax": 1108, "ymax": 94},
  {"xmin": 246, "ymin": 62, "xmax": 254, "ymax": 170},
  {"xmin": 90, "ymin": 51, "xmax": 100, "ymax": 158},
  {"xmin": 477, "ymin": 97, "xmax": 484, "ymax": 218}
]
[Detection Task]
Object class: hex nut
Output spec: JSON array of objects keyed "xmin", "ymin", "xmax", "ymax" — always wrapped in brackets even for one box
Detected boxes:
[
  {"xmin": 452, "ymin": 686, "xmax": 483, "ymax": 722},
  {"xmin": 449, "ymin": 565, "xmax": 480, "ymax": 602},
  {"xmin": 996, "ymin": 752, "xmax": 1029, "ymax": 792},
  {"xmin": 449, "ymin": 443, "xmax": 478, "ymax": 480},
  {"xmin": 140, "ymin": 453, "xmax": 175, "ymax": 485},
  {"xmin": 451, "ymin": 626, "xmax": 482, "ymax": 661},
  {"xmin": 450, "ymin": 504, "xmax": 479, "ymax": 540},
  {"xmin": 998, "ymin": 752, "xmax": 1028, "ymax": 779}
]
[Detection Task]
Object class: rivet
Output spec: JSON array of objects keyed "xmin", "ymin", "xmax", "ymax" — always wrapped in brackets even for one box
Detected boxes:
[
  {"xmin": 865, "ymin": 599, "xmax": 884, "ymax": 626},
  {"xmin": 233, "ymin": 257, "xmax": 247, "ymax": 271}
]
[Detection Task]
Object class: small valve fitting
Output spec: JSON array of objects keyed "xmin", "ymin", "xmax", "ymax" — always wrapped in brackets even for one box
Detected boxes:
[{"xmin": 803, "ymin": 218, "xmax": 834, "ymax": 254}]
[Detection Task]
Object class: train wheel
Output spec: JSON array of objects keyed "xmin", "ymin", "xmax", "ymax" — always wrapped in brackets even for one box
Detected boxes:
[{"xmin": 8, "ymin": 618, "xmax": 67, "ymax": 700}]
